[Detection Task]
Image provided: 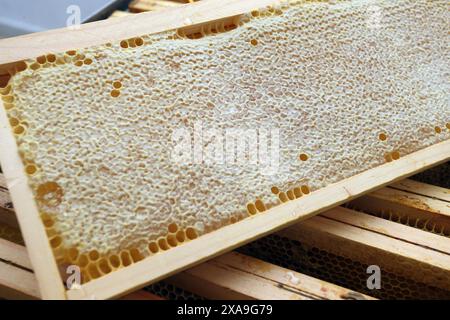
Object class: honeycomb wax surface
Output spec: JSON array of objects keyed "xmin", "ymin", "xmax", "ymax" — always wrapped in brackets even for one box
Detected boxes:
[{"xmin": 1, "ymin": 0, "xmax": 449, "ymax": 280}]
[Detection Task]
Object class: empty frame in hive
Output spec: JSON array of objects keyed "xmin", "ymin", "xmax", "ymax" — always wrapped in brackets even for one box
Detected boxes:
[{"xmin": 0, "ymin": 0, "xmax": 449, "ymax": 299}]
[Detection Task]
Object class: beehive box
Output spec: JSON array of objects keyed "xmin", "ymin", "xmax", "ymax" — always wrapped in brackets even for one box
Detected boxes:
[{"xmin": 0, "ymin": 0, "xmax": 449, "ymax": 299}]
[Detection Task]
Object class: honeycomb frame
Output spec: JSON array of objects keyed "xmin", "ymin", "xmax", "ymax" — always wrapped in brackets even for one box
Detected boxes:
[{"xmin": 0, "ymin": 0, "xmax": 449, "ymax": 299}]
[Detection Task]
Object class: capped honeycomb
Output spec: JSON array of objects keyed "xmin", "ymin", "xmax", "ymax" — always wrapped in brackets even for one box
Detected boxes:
[
  {"xmin": 239, "ymin": 234, "xmax": 450, "ymax": 300},
  {"xmin": 0, "ymin": 0, "xmax": 449, "ymax": 283}
]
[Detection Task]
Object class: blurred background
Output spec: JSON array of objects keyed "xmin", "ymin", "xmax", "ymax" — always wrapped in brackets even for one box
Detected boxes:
[{"xmin": 0, "ymin": 0, "xmax": 196, "ymax": 39}]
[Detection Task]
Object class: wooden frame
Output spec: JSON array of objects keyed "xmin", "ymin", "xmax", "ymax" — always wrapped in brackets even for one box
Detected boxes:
[
  {"xmin": 0, "ymin": 177, "xmax": 374, "ymax": 300},
  {"xmin": 0, "ymin": 0, "xmax": 449, "ymax": 299},
  {"xmin": 0, "ymin": 0, "xmax": 279, "ymax": 72},
  {"xmin": 2, "ymin": 174, "xmax": 449, "ymax": 300}
]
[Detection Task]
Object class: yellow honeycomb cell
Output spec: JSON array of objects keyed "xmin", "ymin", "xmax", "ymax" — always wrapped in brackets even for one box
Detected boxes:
[
  {"xmin": 98, "ymin": 258, "xmax": 112, "ymax": 274},
  {"xmin": 247, "ymin": 203, "xmax": 257, "ymax": 215},
  {"xmin": 120, "ymin": 250, "xmax": 132, "ymax": 266},
  {"xmin": 271, "ymin": 186, "xmax": 280, "ymax": 195},
  {"xmin": 110, "ymin": 89, "xmax": 120, "ymax": 97},
  {"xmin": 158, "ymin": 237, "xmax": 170, "ymax": 251},
  {"xmin": 109, "ymin": 254, "xmax": 121, "ymax": 269},
  {"xmin": 87, "ymin": 263, "xmax": 101, "ymax": 279},
  {"xmin": 287, "ymin": 189, "xmax": 295, "ymax": 200},
  {"xmin": 46, "ymin": 54, "xmax": 56, "ymax": 63},
  {"xmin": 36, "ymin": 56, "xmax": 46, "ymax": 64},
  {"xmin": 175, "ymin": 230, "xmax": 186, "ymax": 243},
  {"xmin": 130, "ymin": 248, "xmax": 143, "ymax": 262},
  {"xmin": 278, "ymin": 192, "xmax": 288, "ymax": 203},
  {"xmin": 66, "ymin": 247, "xmax": 79, "ymax": 263},
  {"xmin": 88, "ymin": 250, "xmax": 100, "ymax": 262},
  {"xmin": 185, "ymin": 227, "xmax": 198, "ymax": 240},
  {"xmin": 25, "ymin": 164, "xmax": 37, "ymax": 175},
  {"xmin": 112, "ymin": 81, "xmax": 122, "ymax": 89},
  {"xmin": 148, "ymin": 241, "xmax": 159, "ymax": 254},
  {"xmin": 300, "ymin": 185, "xmax": 310, "ymax": 195},
  {"xmin": 168, "ymin": 222, "xmax": 178, "ymax": 233},
  {"xmin": 299, "ymin": 153, "xmax": 308, "ymax": 161},
  {"xmin": 254, "ymin": 199, "xmax": 266, "ymax": 212},
  {"xmin": 391, "ymin": 151, "xmax": 400, "ymax": 160},
  {"xmin": 167, "ymin": 234, "xmax": 178, "ymax": 247},
  {"xmin": 77, "ymin": 254, "xmax": 89, "ymax": 268}
]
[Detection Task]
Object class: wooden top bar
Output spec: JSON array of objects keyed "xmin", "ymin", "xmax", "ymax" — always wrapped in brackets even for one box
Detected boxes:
[{"xmin": 0, "ymin": 0, "xmax": 280, "ymax": 71}]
